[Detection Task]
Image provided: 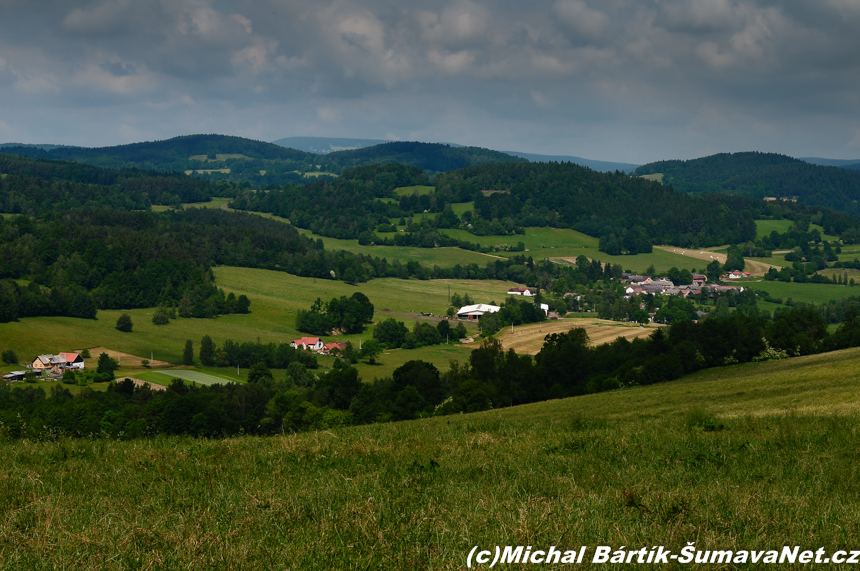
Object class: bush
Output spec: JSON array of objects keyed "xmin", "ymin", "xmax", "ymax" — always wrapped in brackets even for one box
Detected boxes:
[
  {"xmin": 152, "ymin": 306, "xmax": 170, "ymax": 325},
  {"xmin": 116, "ymin": 314, "xmax": 133, "ymax": 332},
  {"xmin": 2, "ymin": 349, "xmax": 18, "ymax": 365}
]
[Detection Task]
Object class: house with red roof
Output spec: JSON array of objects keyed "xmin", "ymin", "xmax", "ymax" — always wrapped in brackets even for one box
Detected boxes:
[{"xmin": 290, "ymin": 337, "xmax": 324, "ymax": 351}]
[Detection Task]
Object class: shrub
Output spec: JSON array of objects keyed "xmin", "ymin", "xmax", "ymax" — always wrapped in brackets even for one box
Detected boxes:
[
  {"xmin": 116, "ymin": 314, "xmax": 133, "ymax": 332},
  {"xmin": 2, "ymin": 349, "xmax": 18, "ymax": 365}
]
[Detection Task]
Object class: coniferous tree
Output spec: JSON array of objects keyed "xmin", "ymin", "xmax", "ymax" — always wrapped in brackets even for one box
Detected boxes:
[
  {"xmin": 183, "ymin": 340, "xmax": 194, "ymax": 366},
  {"xmin": 199, "ymin": 335, "xmax": 215, "ymax": 366}
]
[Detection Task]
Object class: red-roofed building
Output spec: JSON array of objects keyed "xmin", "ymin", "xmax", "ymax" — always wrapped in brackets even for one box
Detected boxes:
[
  {"xmin": 290, "ymin": 337, "xmax": 324, "ymax": 351},
  {"xmin": 322, "ymin": 342, "xmax": 347, "ymax": 355},
  {"xmin": 59, "ymin": 352, "xmax": 85, "ymax": 370}
]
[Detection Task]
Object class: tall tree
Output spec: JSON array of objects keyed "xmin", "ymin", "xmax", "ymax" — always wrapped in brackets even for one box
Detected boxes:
[
  {"xmin": 183, "ymin": 340, "xmax": 194, "ymax": 366},
  {"xmin": 199, "ymin": 335, "xmax": 215, "ymax": 366}
]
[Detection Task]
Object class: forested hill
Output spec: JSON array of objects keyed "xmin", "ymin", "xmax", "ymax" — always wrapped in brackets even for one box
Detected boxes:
[
  {"xmin": 1, "ymin": 134, "xmax": 312, "ymax": 169},
  {"xmin": 0, "ymin": 152, "xmax": 223, "ymax": 213},
  {"xmin": 0, "ymin": 136, "xmax": 528, "ymax": 185},
  {"xmin": 434, "ymin": 161, "xmax": 763, "ymax": 247},
  {"xmin": 324, "ymin": 142, "xmax": 527, "ymax": 175},
  {"xmin": 634, "ymin": 152, "xmax": 860, "ymax": 216}
]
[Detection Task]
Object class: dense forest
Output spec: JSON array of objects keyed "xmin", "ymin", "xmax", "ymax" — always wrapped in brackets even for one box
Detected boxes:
[
  {"xmin": 4, "ymin": 303, "xmax": 860, "ymax": 439},
  {"xmin": 635, "ymin": 152, "xmax": 860, "ymax": 216},
  {"xmin": 0, "ymin": 208, "xmax": 343, "ymax": 320},
  {"xmin": 0, "ymin": 152, "xmax": 224, "ymax": 213},
  {"xmin": 435, "ymin": 162, "xmax": 761, "ymax": 248}
]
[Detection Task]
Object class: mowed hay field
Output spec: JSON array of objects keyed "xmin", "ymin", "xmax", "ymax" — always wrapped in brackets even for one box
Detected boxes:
[
  {"xmin": 496, "ymin": 318, "xmax": 662, "ymax": 355},
  {"xmin": 4, "ymin": 349, "xmax": 860, "ymax": 569}
]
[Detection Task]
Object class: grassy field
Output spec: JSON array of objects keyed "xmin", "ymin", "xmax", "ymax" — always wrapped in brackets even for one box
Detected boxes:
[
  {"xmin": 4, "ymin": 348, "xmax": 860, "ymax": 568},
  {"xmin": 748, "ymin": 279, "xmax": 859, "ymax": 304},
  {"xmin": 0, "ymin": 267, "xmax": 517, "ymax": 381},
  {"xmin": 755, "ymin": 218, "xmax": 794, "ymax": 238}
]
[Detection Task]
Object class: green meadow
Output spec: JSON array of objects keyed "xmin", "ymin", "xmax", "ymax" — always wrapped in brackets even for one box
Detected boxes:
[
  {"xmin": 0, "ymin": 267, "xmax": 515, "ymax": 382},
  {"xmin": 4, "ymin": 347, "xmax": 860, "ymax": 569},
  {"xmin": 755, "ymin": 218, "xmax": 794, "ymax": 238},
  {"xmin": 749, "ymin": 280, "xmax": 859, "ymax": 305}
]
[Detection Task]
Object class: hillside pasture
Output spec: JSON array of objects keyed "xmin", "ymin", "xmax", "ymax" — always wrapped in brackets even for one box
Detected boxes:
[{"xmin": 4, "ymin": 348, "xmax": 860, "ymax": 568}]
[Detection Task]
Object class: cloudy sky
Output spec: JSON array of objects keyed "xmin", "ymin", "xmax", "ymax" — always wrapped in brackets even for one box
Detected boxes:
[{"xmin": 1, "ymin": 0, "xmax": 859, "ymax": 163}]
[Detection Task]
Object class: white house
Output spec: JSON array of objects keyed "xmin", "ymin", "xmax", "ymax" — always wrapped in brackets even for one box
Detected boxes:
[
  {"xmin": 456, "ymin": 304, "xmax": 501, "ymax": 320},
  {"xmin": 59, "ymin": 353, "xmax": 85, "ymax": 370},
  {"xmin": 289, "ymin": 337, "xmax": 324, "ymax": 351},
  {"xmin": 506, "ymin": 287, "xmax": 537, "ymax": 297}
]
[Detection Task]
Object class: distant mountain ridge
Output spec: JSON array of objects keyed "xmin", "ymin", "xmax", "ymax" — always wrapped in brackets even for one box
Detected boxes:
[
  {"xmin": 800, "ymin": 157, "xmax": 860, "ymax": 168},
  {"xmin": 272, "ymin": 136, "xmax": 391, "ymax": 154},
  {"xmin": 635, "ymin": 151, "xmax": 860, "ymax": 216},
  {"xmin": 500, "ymin": 151, "xmax": 639, "ymax": 173},
  {"xmin": 272, "ymin": 136, "xmax": 637, "ymax": 172}
]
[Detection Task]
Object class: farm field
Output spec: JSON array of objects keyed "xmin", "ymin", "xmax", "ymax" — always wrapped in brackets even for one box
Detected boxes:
[
  {"xmin": 4, "ymin": 347, "xmax": 860, "ymax": 568},
  {"xmin": 0, "ymin": 267, "xmax": 516, "ymax": 380},
  {"xmin": 496, "ymin": 318, "xmax": 661, "ymax": 355},
  {"xmin": 747, "ymin": 280, "xmax": 858, "ymax": 305},
  {"xmin": 136, "ymin": 369, "xmax": 236, "ymax": 387},
  {"xmin": 654, "ymin": 245, "xmax": 778, "ymax": 276}
]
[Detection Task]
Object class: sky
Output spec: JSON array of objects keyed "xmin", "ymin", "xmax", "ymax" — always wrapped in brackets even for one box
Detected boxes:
[{"xmin": 1, "ymin": 0, "xmax": 859, "ymax": 164}]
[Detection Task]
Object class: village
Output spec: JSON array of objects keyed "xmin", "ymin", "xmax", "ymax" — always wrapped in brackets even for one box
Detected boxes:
[{"xmin": 4, "ymin": 273, "xmax": 751, "ymax": 380}]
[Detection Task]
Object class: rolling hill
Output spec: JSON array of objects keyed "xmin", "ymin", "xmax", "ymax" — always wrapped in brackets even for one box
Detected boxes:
[
  {"xmin": 323, "ymin": 141, "xmax": 527, "ymax": 174},
  {"xmin": 635, "ymin": 151, "xmax": 860, "ymax": 216}
]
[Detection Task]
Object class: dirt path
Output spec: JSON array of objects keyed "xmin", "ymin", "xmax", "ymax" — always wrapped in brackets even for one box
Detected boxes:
[
  {"xmin": 496, "ymin": 319, "xmax": 661, "ymax": 355},
  {"xmin": 653, "ymin": 246, "xmax": 778, "ymax": 277}
]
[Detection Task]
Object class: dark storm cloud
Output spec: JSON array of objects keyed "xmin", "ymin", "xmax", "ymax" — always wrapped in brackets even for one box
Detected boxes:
[{"xmin": 0, "ymin": 0, "xmax": 858, "ymax": 161}]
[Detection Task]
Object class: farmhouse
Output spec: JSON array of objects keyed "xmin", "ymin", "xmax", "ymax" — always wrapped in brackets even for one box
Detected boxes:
[
  {"xmin": 723, "ymin": 271, "xmax": 751, "ymax": 280},
  {"xmin": 506, "ymin": 287, "xmax": 537, "ymax": 296},
  {"xmin": 290, "ymin": 337, "xmax": 324, "ymax": 351},
  {"xmin": 30, "ymin": 352, "xmax": 85, "ymax": 371},
  {"xmin": 321, "ymin": 342, "xmax": 347, "ymax": 355},
  {"xmin": 456, "ymin": 304, "xmax": 501, "ymax": 320}
]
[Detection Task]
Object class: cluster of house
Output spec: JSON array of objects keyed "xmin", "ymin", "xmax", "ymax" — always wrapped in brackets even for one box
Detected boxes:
[
  {"xmin": 289, "ymin": 337, "xmax": 347, "ymax": 355},
  {"xmin": 2, "ymin": 352, "xmax": 86, "ymax": 381},
  {"xmin": 622, "ymin": 274, "xmax": 744, "ymax": 300}
]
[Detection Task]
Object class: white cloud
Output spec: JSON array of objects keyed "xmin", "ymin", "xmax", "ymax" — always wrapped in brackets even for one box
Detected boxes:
[
  {"xmin": 554, "ymin": 0, "xmax": 609, "ymax": 42},
  {"xmin": 231, "ymin": 14, "xmax": 253, "ymax": 34},
  {"xmin": 428, "ymin": 49, "xmax": 474, "ymax": 74}
]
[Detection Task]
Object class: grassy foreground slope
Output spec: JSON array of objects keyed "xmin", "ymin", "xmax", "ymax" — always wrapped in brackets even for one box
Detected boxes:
[{"xmin": 3, "ymin": 349, "xmax": 860, "ymax": 569}]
